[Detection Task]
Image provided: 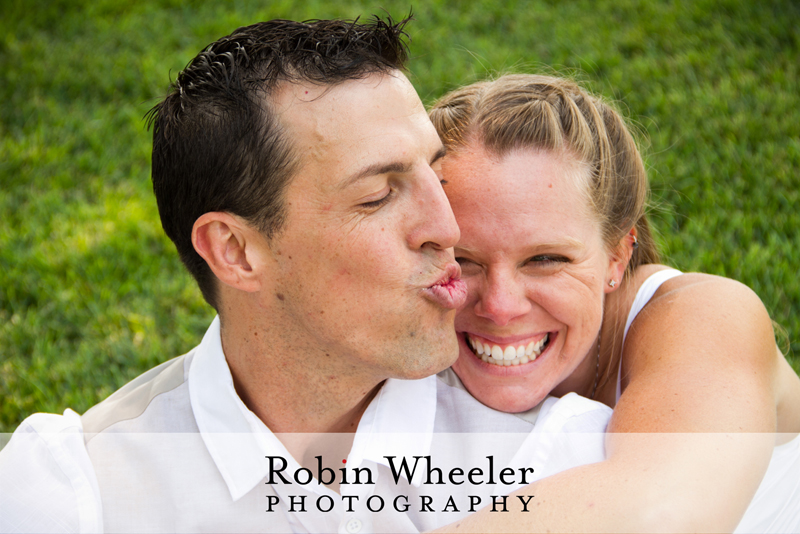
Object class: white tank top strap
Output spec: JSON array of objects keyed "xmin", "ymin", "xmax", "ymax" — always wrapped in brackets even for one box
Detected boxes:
[{"xmin": 616, "ymin": 268, "xmax": 683, "ymax": 401}]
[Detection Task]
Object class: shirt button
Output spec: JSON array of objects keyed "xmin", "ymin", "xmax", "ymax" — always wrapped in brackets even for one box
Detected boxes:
[{"xmin": 345, "ymin": 518, "xmax": 362, "ymax": 533}]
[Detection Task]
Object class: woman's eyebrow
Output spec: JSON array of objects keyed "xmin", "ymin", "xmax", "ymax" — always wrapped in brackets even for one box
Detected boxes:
[
  {"xmin": 531, "ymin": 238, "xmax": 586, "ymax": 250},
  {"xmin": 455, "ymin": 239, "xmax": 586, "ymax": 257},
  {"xmin": 430, "ymin": 146, "xmax": 447, "ymax": 165}
]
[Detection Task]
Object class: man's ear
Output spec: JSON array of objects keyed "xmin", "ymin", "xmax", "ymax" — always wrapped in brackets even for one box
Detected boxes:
[
  {"xmin": 192, "ymin": 212, "xmax": 263, "ymax": 293},
  {"xmin": 605, "ymin": 227, "xmax": 637, "ymax": 294}
]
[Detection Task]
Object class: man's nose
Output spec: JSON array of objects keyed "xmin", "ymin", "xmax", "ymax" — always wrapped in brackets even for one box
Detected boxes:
[
  {"xmin": 408, "ymin": 168, "xmax": 460, "ymax": 251},
  {"xmin": 473, "ymin": 269, "xmax": 532, "ymax": 326}
]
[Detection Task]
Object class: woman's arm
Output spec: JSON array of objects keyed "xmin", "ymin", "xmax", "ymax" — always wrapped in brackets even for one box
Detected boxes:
[{"xmin": 435, "ymin": 274, "xmax": 781, "ymax": 533}]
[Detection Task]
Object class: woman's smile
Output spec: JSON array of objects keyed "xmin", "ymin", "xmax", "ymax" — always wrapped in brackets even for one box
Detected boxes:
[{"xmin": 463, "ymin": 332, "xmax": 551, "ymax": 366}]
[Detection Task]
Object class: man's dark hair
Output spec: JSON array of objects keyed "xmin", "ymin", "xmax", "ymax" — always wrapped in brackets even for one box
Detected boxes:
[{"xmin": 147, "ymin": 16, "xmax": 411, "ymax": 309}]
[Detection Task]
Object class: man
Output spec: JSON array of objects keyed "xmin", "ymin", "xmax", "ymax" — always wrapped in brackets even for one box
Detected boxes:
[{"xmin": 0, "ymin": 17, "xmax": 609, "ymax": 534}]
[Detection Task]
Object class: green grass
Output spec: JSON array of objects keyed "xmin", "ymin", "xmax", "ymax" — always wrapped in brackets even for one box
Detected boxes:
[{"xmin": 2, "ymin": 0, "xmax": 799, "ymax": 432}]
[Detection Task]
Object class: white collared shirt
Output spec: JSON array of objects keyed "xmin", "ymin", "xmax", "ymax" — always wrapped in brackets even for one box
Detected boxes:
[{"xmin": 0, "ymin": 317, "xmax": 612, "ymax": 533}]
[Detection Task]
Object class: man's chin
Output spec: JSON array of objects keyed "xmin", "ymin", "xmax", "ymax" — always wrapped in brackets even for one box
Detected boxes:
[{"xmin": 393, "ymin": 336, "xmax": 459, "ymax": 380}]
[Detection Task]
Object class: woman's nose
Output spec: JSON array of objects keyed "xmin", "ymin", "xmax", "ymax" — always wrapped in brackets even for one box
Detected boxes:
[{"xmin": 473, "ymin": 270, "xmax": 532, "ymax": 326}]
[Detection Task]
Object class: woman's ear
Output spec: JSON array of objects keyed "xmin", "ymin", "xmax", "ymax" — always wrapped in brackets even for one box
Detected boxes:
[
  {"xmin": 192, "ymin": 212, "xmax": 263, "ymax": 293},
  {"xmin": 605, "ymin": 228, "xmax": 638, "ymax": 293}
]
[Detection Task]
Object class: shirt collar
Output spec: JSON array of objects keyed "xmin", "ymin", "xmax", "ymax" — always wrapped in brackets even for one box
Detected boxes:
[
  {"xmin": 349, "ymin": 376, "xmax": 436, "ymax": 487},
  {"xmin": 188, "ymin": 316, "xmax": 438, "ymax": 500}
]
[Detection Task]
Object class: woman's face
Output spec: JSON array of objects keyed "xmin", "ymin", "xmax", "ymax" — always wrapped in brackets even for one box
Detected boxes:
[{"xmin": 443, "ymin": 143, "xmax": 624, "ymax": 412}]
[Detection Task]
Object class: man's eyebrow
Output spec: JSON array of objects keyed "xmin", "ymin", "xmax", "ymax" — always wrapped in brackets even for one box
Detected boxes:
[
  {"xmin": 339, "ymin": 146, "xmax": 447, "ymax": 191},
  {"xmin": 339, "ymin": 161, "xmax": 411, "ymax": 191}
]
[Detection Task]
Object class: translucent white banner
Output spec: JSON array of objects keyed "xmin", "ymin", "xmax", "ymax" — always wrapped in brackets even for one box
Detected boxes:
[{"xmin": 1, "ymin": 431, "xmax": 797, "ymax": 533}]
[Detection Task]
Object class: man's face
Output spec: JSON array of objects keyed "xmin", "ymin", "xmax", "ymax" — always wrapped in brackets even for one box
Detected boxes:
[{"xmin": 263, "ymin": 72, "xmax": 465, "ymax": 381}]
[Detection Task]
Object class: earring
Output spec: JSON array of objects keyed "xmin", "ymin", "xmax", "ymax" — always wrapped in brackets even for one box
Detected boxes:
[
  {"xmin": 632, "ymin": 234, "xmax": 639, "ymax": 249},
  {"xmin": 609, "ymin": 280, "xmax": 617, "ymax": 288}
]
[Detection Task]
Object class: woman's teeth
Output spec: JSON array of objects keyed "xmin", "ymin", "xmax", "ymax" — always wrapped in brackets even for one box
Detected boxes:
[{"xmin": 467, "ymin": 333, "xmax": 549, "ymax": 366}]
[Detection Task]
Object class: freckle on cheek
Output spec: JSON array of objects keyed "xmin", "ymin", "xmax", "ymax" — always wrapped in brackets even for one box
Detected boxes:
[{"xmin": 276, "ymin": 293, "xmax": 285, "ymax": 301}]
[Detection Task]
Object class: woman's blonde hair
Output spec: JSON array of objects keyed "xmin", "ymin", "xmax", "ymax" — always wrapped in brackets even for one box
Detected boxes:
[{"xmin": 430, "ymin": 74, "xmax": 659, "ymax": 274}]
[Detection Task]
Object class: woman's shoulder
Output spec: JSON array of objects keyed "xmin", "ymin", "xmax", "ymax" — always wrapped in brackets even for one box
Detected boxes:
[
  {"xmin": 614, "ymin": 265, "xmax": 800, "ymax": 434},
  {"xmin": 620, "ymin": 264, "xmax": 775, "ymax": 374},
  {"xmin": 627, "ymin": 264, "xmax": 766, "ymax": 318}
]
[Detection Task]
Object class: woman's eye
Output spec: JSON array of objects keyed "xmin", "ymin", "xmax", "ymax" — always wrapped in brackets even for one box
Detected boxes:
[
  {"xmin": 528, "ymin": 255, "xmax": 568, "ymax": 265},
  {"xmin": 455, "ymin": 257, "xmax": 481, "ymax": 275}
]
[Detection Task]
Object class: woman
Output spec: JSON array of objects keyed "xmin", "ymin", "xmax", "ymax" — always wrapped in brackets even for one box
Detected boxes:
[{"xmin": 429, "ymin": 74, "xmax": 800, "ymax": 532}]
